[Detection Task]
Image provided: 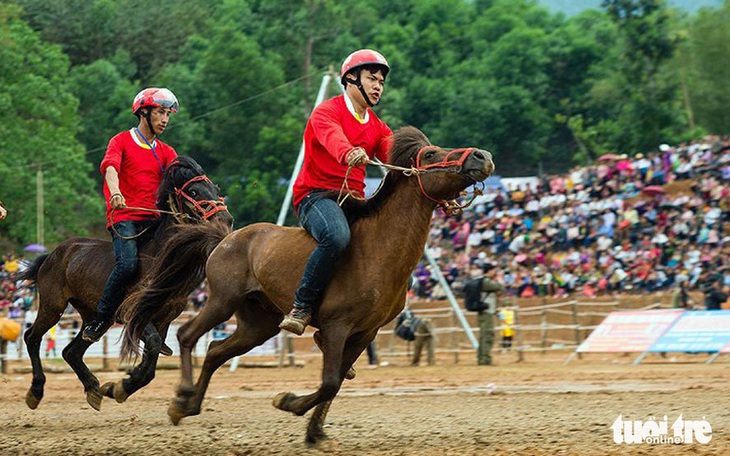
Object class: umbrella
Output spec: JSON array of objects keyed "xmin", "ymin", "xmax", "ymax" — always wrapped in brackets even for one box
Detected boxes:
[
  {"xmin": 642, "ymin": 185, "xmax": 664, "ymax": 196},
  {"xmin": 23, "ymin": 244, "xmax": 48, "ymax": 253},
  {"xmin": 597, "ymin": 154, "xmax": 620, "ymax": 162}
]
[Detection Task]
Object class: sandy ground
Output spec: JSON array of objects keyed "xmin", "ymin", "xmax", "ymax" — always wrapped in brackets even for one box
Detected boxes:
[{"xmin": 1, "ymin": 352, "xmax": 728, "ymax": 456}]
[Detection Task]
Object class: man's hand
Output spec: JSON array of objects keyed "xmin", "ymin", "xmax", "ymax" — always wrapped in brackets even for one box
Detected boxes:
[
  {"xmin": 346, "ymin": 147, "xmax": 369, "ymax": 167},
  {"xmin": 110, "ymin": 193, "xmax": 127, "ymax": 210}
]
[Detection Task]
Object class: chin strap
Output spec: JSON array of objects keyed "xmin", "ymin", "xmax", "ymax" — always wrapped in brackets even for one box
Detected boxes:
[
  {"xmin": 345, "ymin": 70, "xmax": 378, "ymax": 107},
  {"xmin": 145, "ymin": 110, "xmax": 157, "ymax": 136}
]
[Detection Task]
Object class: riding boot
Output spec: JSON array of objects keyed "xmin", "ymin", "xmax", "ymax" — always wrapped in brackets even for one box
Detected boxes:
[
  {"xmin": 81, "ymin": 317, "xmax": 112, "ymax": 343},
  {"xmin": 279, "ymin": 303, "xmax": 312, "ymax": 336}
]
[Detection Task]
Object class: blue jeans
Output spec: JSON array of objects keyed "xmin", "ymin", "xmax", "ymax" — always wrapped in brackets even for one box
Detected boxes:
[
  {"xmin": 294, "ymin": 193, "xmax": 351, "ymax": 310},
  {"xmin": 96, "ymin": 220, "xmax": 155, "ymax": 322}
]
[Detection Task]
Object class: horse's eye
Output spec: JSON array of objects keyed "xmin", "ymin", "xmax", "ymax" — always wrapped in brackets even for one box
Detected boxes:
[
  {"xmin": 425, "ymin": 150, "xmax": 436, "ymax": 159},
  {"xmin": 189, "ymin": 190, "xmax": 198, "ymax": 197}
]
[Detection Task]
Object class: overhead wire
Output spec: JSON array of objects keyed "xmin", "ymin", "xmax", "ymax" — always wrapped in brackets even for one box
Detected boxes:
[{"xmin": 6, "ymin": 69, "xmax": 322, "ymax": 171}]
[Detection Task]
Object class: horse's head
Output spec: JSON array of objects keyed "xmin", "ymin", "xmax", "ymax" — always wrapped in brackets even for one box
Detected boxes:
[
  {"xmin": 157, "ymin": 156, "xmax": 233, "ymax": 225},
  {"xmin": 389, "ymin": 127, "xmax": 495, "ymax": 212}
]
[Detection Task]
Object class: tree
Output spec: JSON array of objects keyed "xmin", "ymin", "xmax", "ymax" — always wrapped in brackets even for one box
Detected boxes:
[
  {"xmin": 683, "ymin": 1, "xmax": 730, "ymax": 132},
  {"xmin": 0, "ymin": 5, "xmax": 101, "ymax": 246},
  {"xmin": 597, "ymin": 0, "xmax": 685, "ymax": 150}
]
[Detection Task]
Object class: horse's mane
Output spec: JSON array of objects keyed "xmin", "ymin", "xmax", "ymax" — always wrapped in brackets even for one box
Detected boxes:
[{"xmin": 337, "ymin": 126, "xmax": 431, "ymax": 222}]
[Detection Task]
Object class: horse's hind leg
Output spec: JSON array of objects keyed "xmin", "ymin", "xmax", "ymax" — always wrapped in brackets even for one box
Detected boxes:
[
  {"xmin": 24, "ymin": 293, "xmax": 68, "ymax": 409},
  {"xmin": 62, "ymin": 330, "xmax": 103, "ymax": 410},
  {"xmin": 169, "ymin": 305, "xmax": 281, "ymax": 425}
]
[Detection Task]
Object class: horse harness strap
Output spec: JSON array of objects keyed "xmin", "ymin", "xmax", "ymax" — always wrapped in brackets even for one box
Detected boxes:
[
  {"xmin": 109, "ymin": 174, "xmax": 230, "ymax": 240},
  {"xmin": 175, "ymin": 175, "xmax": 229, "ymax": 220},
  {"xmin": 337, "ymin": 146, "xmax": 484, "ymax": 215}
]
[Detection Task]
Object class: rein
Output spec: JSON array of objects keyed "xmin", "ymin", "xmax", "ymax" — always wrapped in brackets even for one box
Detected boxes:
[
  {"xmin": 337, "ymin": 146, "xmax": 485, "ymax": 216},
  {"xmin": 175, "ymin": 175, "xmax": 229, "ymax": 221},
  {"xmin": 110, "ymin": 174, "xmax": 230, "ymax": 240}
]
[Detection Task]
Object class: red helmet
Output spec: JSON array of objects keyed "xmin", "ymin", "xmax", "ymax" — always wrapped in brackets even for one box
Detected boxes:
[
  {"xmin": 132, "ymin": 88, "xmax": 179, "ymax": 115},
  {"xmin": 340, "ymin": 49, "xmax": 390, "ymax": 85}
]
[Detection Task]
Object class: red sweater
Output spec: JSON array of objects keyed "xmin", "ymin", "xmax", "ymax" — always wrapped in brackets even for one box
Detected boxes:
[
  {"xmin": 292, "ymin": 95, "xmax": 392, "ymax": 209},
  {"xmin": 100, "ymin": 129, "xmax": 178, "ymax": 227}
]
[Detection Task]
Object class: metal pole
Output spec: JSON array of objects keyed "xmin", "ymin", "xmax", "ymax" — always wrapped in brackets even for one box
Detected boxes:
[
  {"xmin": 275, "ymin": 73, "xmax": 332, "ymax": 227},
  {"xmin": 36, "ymin": 165, "xmax": 44, "ymax": 246},
  {"xmin": 231, "ymin": 73, "xmax": 333, "ymax": 373},
  {"xmin": 422, "ymin": 251, "xmax": 479, "ymax": 349}
]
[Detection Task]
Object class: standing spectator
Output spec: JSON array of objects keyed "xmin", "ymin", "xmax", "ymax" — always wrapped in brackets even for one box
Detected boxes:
[
  {"xmin": 671, "ymin": 280, "xmax": 696, "ymax": 310},
  {"xmin": 465, "ymin": 264, "xmax": 505, "ymax": 366},
  {"xmin": 45, "ymin": 325, "xmax": 57, "ymax": 358},
  {"xmin": 498, "ymin": 305, "xmax": 516, "ymax": 351},
  {"xmin": 365, "ymin": 341, "xmax": 379, "ymax": 369},
  {"xmin": 411, "ymin": 318, "xmax": 435, "ymax": 366},
  {"xmin": 704, "ymin": 279, "xmax": 729, "ymax": 310}
]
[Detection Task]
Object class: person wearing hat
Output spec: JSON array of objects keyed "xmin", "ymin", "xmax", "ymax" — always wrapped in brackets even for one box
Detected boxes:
[
  {"xmin": 635, "ymin": 153, "xmax": 650, "ymax": 182},
  {"xmin": 82, "ymin": 88, "xmax": 180, "ymax": 343},
  {"xmin": 464, "ymin": 263, "xmax": 505, "ymax": 365},
  {"xmin": 279, "ymin": 49, "xmax": 393, "ymax": 335}
]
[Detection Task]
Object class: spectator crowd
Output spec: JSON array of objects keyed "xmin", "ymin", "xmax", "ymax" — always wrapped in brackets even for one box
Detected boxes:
[
  {"xmin": 414, "ymin": 135, "xmax": 730, "ymax": 306},
  {"xmin": 4, "ymin": 135, "xmax": 730, "ymax": 322}
]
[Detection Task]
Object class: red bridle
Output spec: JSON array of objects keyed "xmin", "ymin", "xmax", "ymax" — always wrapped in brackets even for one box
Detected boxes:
[
  {"xmin": 175, "ymin": 175, "xmax": 229, "ymax": 220},
  {"xmin": 411, "ymin": 146, "xmax": 482, "ymax": 215}
]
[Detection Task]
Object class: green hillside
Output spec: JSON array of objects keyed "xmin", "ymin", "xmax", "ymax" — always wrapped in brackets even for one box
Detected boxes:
[{"xmin": 540, "ymin": 0, "xmax": 721, "ymax": 16}]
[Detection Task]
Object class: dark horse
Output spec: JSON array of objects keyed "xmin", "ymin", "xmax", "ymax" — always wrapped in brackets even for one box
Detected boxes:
[
  {"xmin": 18, "ymin": 156, "xmax": 232, "ymax": 411},
  {"xmin": 121, "ymin": 127, "xmax": 493, "ymax": 445}
]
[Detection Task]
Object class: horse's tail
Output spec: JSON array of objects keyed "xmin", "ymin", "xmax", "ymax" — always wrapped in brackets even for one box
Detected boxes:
[
  {"xmin": 15, "ymin": 253, "xmax": 50, "ymax": 285},
  {"xmin": 120, "ymin": 220, "xmax": 232, "ymax": 361}
]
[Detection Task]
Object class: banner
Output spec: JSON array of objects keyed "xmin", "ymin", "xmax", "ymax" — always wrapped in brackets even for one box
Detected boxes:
[
  {"xmin": 649, "ymin": 310, "xmax": 730, "ymax": 353},
  {"xmin": 577, "ymin": 310, "xmax": 684, "ymax": 353}
]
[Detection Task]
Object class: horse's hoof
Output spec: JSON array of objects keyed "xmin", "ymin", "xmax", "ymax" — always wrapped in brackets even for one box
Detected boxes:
[
  {"xmin": 100, "ymin": 382, "xmax": 115, "ymax": 399},
  {"xmin": 86, "ymin": 389, "xmax": 103, "ymax": 411},
  {"xmin": 168, "ymin": 398, "xmax": 189, "ymax": 426},
  {"xmin": 307, "ymin": 436, "xmax": 339, "ymax": 451},
  {"xmin": 25, "ymin": 390, "xmax": 42, "ymax": 410},
  {"xmin": 113, "ymin": 380, "xmax": 129, "ymax": 404},
  {"xmin": 272, "ymin": 392, "xmax": 295, "ymax": 412},
  {"xmin": 345, "ymin": 366, "xmax": 356, "ymax": 380}
]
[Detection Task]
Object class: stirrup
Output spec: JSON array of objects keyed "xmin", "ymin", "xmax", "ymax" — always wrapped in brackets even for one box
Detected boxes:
[{"xmin": 279, "ymin": 309, "xmax": 311, "ymax": 336}]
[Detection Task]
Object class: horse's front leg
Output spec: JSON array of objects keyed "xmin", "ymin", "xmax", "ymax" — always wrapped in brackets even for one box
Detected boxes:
[
  {"xmin": 100, "ymin": 323, "xmax": 161, "ymax": 403},
  {"xmin": 304, "ymin": 331, "xmax": 376, "ymax": 445},
  {"xmin": 273, "ymin": 327, "xmax": 349, "ymax": 416}
]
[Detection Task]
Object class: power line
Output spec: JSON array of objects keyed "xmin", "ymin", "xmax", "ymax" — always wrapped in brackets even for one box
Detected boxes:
[{"xmin": 7, "ymin": 70, "xmax": 322, "ymax": 171}]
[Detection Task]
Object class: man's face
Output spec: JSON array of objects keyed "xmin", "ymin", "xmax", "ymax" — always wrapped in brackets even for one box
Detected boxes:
[
  {"xmin": 353, "ymin": 68, "xmax": 385, "ymax": 105},
  {"xmin": 148, "ymin": 107, "xmax": 172, "ymax": 134}
]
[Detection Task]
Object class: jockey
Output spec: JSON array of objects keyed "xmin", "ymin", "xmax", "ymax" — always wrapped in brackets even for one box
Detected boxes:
[
  {"xmin": 279, "ymin": 49, "xmax": 394, "ymax": 335},
  {"xmin": 82, "ymin": 88, "xmax": 179, "ymax": 343}
]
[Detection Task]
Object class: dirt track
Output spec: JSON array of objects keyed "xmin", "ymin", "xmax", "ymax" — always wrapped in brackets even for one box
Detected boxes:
[{"xmin": 1, "ymin": 353, "xmax": 728, "ymax": 455}]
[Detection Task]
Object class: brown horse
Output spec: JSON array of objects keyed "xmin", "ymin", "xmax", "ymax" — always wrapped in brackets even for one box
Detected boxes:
[
  {"xmin": 121, "ymin": 126, "xmax": 493, "ymax": 445},
  {"xmin": 17, "ymin": 156, "xmax": 232, "ymax": 411}
]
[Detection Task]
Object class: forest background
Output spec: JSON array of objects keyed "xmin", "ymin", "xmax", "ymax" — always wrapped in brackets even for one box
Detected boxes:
[{"xmin": 1, "ymin": 0, "xmax": 729, "ymax": 247}]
